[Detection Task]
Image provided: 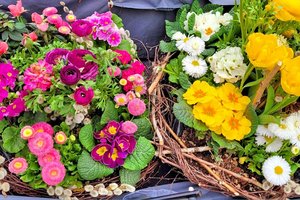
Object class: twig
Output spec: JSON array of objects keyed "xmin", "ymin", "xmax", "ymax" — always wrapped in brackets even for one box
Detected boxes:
[
  {"xmin": 155, "ymin": 146, "xmax": 211, "ymax": 156},
  {"xmin": 161, "ymin": 117, "xmax": 187, "ymax": 148},
  {"xmin": 148, "ymin": 53, "xmax": 171, "ymax": 95},
  {"xmin": 252, "ymin": 62, "xmax": 281, "ymax": 108}
]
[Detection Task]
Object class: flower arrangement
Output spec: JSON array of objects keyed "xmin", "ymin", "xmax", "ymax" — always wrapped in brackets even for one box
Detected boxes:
[
  {"xmin": 155, "ymin": 0, "xmax": 300, "ymax": 199},
  {"xmin": 0, "ymin": 1, "xmax": 154, "ymax": 198}
]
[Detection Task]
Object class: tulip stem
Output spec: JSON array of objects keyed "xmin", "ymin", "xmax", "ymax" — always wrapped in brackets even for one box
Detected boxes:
[{"xmin": 252, "ymin": 62, "xmax": 281, "ymax": 108}]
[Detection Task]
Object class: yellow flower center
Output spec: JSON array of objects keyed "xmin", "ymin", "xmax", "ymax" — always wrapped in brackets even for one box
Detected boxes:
[
  {"xmin": 192, "ymin": 60, "xmax": 200, "ymax": 67},
  {"xmin": 23, "ymin": 129, "xmax": 33, "ymax": 137},
  {"xmin": 183, "ymin": 37, "xmax": 189, "ymax": 43},
  {"xmin": 193, "ymin": 89, "xmax": 206, "ymax": 98},
  {"xmin": 7, "ymin": 72, "xmax": 12, "ymax": 77},
  {"xmin": 229, "ymin": 117, "xmax": 240, "ymax": 130},
  {"xmin": 99, "ymin": 131, "xmax": 105, "ymax": 138},
  {"xmin": 45, "ymin": 155, "xmax": 54, "ymax": 162},
  {"xmin": 119, "ymin": 79, "xmax": 127, "ymax": 86},
  {"xmin": 37, "ymin": 128, "xmax": 44, "ymax": 133},
  {"xmin": 203, "ymin": 106, "xmax": 216, "ymax": 116},
  {"xmin": 274, "ymin": 166, "xmax": 283, "ymax": 175},
  {"xmin": 119, "ymin": 143, "xmax": 124, "ymax": 149},
  {"xmin": 13, "ymin": 105, "xmax": 17, "ymax": 109},
  {"xmin": 1, "ymin": 109, "xmax": 5, "ymax": 113},
  {"xmin": 205, "ymin": 27, "xmax": 213, "ymax": 35},
  {"xmin": 14, "ymin": 161, "xmax": 23, "ymax": 169},
  {"xmin": 37, "ymin": 140, "xmax": 44, "ymax": 147},
  {"xmin": 108, "ymin": 126, "xmax": 117, "ymax": 135},
  {"xmin": 50, "ymin": 169, "xmax": 58, "ymax": 177},
  {"xmin": 228, "ymin": 93, "xmax": 239, "ymax": 103},
  {"xmin": 57, "ymin": 134, "xmax": 65, "ymax": 142},
  {"xmin": 111, "ymin": 148, "xmax": 118, "ymax": 161},
  {"xmin": 264, "ymin": 136, "xmax": 273, "ymax": 143},
  {"xmin": 135, "ymin": 86, "xmax": 143, "ymax": 93},
  {"xmin": 279, "ymin": 124, "xmax": 287, "ymax": 129},
  {"xmin": 96, "ymin": 146, "xmax": 107, "ymax": 156}
]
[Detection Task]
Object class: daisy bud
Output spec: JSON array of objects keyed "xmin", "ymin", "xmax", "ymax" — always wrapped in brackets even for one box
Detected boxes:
[
  {"xmin": 63, "ymin": 189, "xmax": 72, "ymax": 197},
  {"xmin": 37, "ymin": 95, "xmax": 44, "ymax": 104},
  {"xmin": 55, "ymin": 186, "xmax": 64, "ymax": 196},
  {"xmin": 284, "ymin": 184, "xmax": 292, "ymax": 194},
  {"xmin": 94, "ymin": 183, "xmax": 105, "ymax": 190},
  {"xmin": 292, "ymin": 146, "xmax": 299, "ymax": 155},
  {"xmin": 0, "ymin": 156, "xmax": 5, "ymax": 165},
  {"xmin": 55, "ymin": 131, "xmax": 67, "ymax": 145},
  {"xmin": 65, "ymin": 118, "xmax": 73, "ymax": 125},
  {"xmin": 98, "ymin": 188, "xmax": 109, "ymax": 196},
  {"xmin": 295, "ymin": 185, "xmax": 300, "ymax": 195},
  {"xmin": 2, "ymin": 182, "xmax": 10, "ymax": 192},
  {"xmin": 119, "ymin": 79, "xmax": 127, "ymax": 86},
  {"xmin": 108, "ymin": 183, "xmax": 118, "ymax": 191},
  {"xmin": 50, "ymin": 115, "xmax": 57, "ymax": 121},
  {"xmin": 119, "ymin": 184, "xmax": 136, "ymax": 192},
  {"xmin": 44, "ymin": 106, "xmax": 53, "ymax": 114},
  {"xmin": 84, "ymin": 185, "xmax": 94, "ymax": 192},
  {"xmin": 47, "ymin": 186, "xmax": 55, "ymax": 196},
  {"xmin": 90, "ymin": 190, "xmax": 99, "ymax": 198},
  {"xmin": 69, "ymin": 135, "xmax": 76, "ymax": 142},
  {"xmin": 113, "ymin": 188, "xmax": 122, "ymax": 196},
  {"xmin": 74, "ymin": 113, "xmax": 84, "ymax": 124},
  {"xmin": 275, "ymin": 96, "xmax": 283, "ymax": 103},
  {"xmin": 83, "ymin": 118, "xmax": 91, "ymax": 125},
  {"xmin": 262, "ymin": 180, "xmax": 273, "ymax": 191}
]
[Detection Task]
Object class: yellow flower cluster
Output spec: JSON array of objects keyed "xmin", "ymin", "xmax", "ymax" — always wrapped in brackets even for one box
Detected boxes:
[
  {"xmin": 268, "ymin": 0, "xmax": 300, "ymax": 22},
  {"xmin": 183, "ymin": 81, "xmax": 251, "ymax": 141}
]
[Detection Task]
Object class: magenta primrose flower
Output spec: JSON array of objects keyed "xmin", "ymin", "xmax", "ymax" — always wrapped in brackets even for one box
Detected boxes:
[
  {"xmin": 7, "ymin": 97, "xmax": 26, "ymax": 117},
  {"xmin": 73, "ymin": 86, "xmax": 94, "ymax": 106},
  {"xmin": 0, "ymin": 63, "xmax": 19, "ymax": 89},
  {"xmin": 115, "ymin": 49, "xmax": 131, "ymax": 65}
]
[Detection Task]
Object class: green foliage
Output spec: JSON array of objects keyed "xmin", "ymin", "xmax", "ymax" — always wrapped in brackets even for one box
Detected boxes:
[
  {"xmin": 159, "ymin": 41, "xmax": 177, "ymax": 53},
  {"xmin": 244, "ymin": 105, "xmax": 259, "ymax": 138},
  {"xmin": 165, "ymin": 20, "xmax": 182, "ymax": 38},
  {"xmin": 132, "ymin": 118, "xmax": 153, "ymax": 140},
  {"xmin": 2, "ymin": 127, "xmax": 26, "ymax": 153},
  {"xmin": 123, "ymin": 137, "xmax": 155, "ymax": 170},
  {"xmin": 77, "ymin": 151, "xmax": 114, "ymax": 180},
  {"xmin": 116, "ymin": 39, "xmax": 132, "ymax": 52},
  {"xmin": 211, "ymin": 133, "xmax": 243, "ymax": 151},
  {"xmin": 119, "ymin": 168, "xmax": 141, "ymax": 186},
  {"xmin": 178, "ymin": 72, "xmax": 191, "ymax": 90},
  {"xmin": 79, "ymin": 124, "xmax": 95, "ymax": 152},
  {"xmin": 112, "ymin": 14, "xmax": 124, "ymax": 28},
  {"xmin": 190, "ymin": 0, "xmax": 203, "ymax": 14},
  {"xmin": 263, "ymin": 86, "xmax": 275, "ymax": 114},
  {"xmin": 0, "ymin": 120, "xmax": 9, "ymax": 133},
  {"xmin": 164, "ymin": 55, "xmax": 184, "ymax": 84},
  {"xmin": 100, "ymin": 100, "xmax": 119, "ymax": 125},
  {"xmin": 258, "ymin": 114, "xmax": 280, "ymax": 125}
]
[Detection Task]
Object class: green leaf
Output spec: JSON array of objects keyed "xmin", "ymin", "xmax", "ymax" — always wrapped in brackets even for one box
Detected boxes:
[
  {"xmin": 211, "ymin": 132, "xmax": 243, "ymax": 150},
  {"xmin": 164, "ymin": 58, "xmax": 182, "ymax": 84},
  {"xmin": 123, "ymin": 137, "xmax": 155, "ymax": 170},
  {"xmin": 8, "ymin": 31, "xmax": 23, "ymax": 41},
  {"xmin": 100, "ymin": 100, "xmax": 119, "ymax": 125},
  {"xmin": 77, "ymin": 151, "xmax": 114, "ymax": 181},
  {"xmin": 201, "ymin": 48, "xmax": 215, "ymax": 57},
  {"xmin": 79, "ymin": 124, "xmax": 95, "ymax": 152},
  {"xmin": 244, "ymin": 105, "xmax": 259, "ymax": 138},
  {"xmin": 1, "ymin": 31, "xmax": 9, "ymax": 41},
  {"xmin": 112, "ymin": 14, "xmax": 123, "ymax": 28},
  {"xmin": 178, "ymin": 72, "xmax": 191, "ymax": 90},
  {"xmin": 165, "ymin": 21, "xmax": 182, "ymax": 38},
  {"xmin": 20, "ymin": 173, "xmax": 35, "ymax": 183},
  {"xmin": 116, "ymin": 40, "xmax": 132, "ymax": 52},
  {"xmin": 0, "ymin": 120, "xmax": 9, "ymax": 133},
  {"xmin": 191, "ymin": 0, "xmax": 202, "ymax": 14},
  {"xmin": 193, "ymin": 118, "xmax": 208, "ymax": 131},
  {"xmin": 265, "ymin": 96, "xmax": 298, "ymax": 115},
  {"xmin": 173, "ymin": 100, "xmax": 194, "ymax": 128},
  {"xmin": 242, "ymin": 78, "xmax": 263, "ymax": 89},
  {"xmin": 159, "ymin": 40, "xmax": 177, "ymax": 53},
  {"xmin": 258, "ymin": 115, "xmax": 280, "ymax": 125},
  {"xmin": 15, "ymin": 22, "xmax": 25, "ymax": 30},
  {"xmin": 203, "ymin": 4, "xmax": 222, "ymax": 13},
  {"xmin": 263, "ymin": 86, "xmax": 275, "ymax": 114},
  {"xmin": 187, "ymin": 13, "xmax": 195, "ymax": 33},
  {"xmin": 120, "ymin": 168, "xmax": 141, "ymax": 186},
  {"xmin": 179, "ymin": 8, "xmax": 187, "ymax": 30},
  {"xmin": 132, "ymin": 118, "xmax": 153, "ymax": 140},
  {"xmin": 2, "ymin": 127, "xmax": 26, "ymax": 153}
]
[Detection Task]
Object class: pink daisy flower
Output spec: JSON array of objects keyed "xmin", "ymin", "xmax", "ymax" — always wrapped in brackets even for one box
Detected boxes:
[
  {"xmin": 66, "ymin": 14, "xmax": 76, "ymax": 23},
  {"xmin": 20, "ymin": 125, "xmax": 36, "ymax": 140},
  {"xmin": 126, "ymin": 91, "xmax": 136, "ymax": 101},
  {"xmin": 32, "ymin": 122, "xmax": 54, "ymax": 136},
  {"xmin": 47, "ymin": 14, "xmax": 62, "ymax": 26},
  {"xmin": 8, "ymin": 157, "xmax": 28, "ymax": 174},
  {"xmin": 58, "ymin": 26, "xmax": 71, "ymax": 35},
  {"xmin": 38, "ymin": 149, "xmax": 61, "ymax": 167},
  {"xmin": 121, "ymin": 121, "xmax": 138, "ymax": 134},
  {"xmin": 43, "ymin": 7, "xmax": 58, "ymax": 17},
  {"xmin": 133, "ymin": 83, "xmax": 147, "ymax": 95},
  {"xmin": 28, "ymin": 133, "xmax": 53, "ymax": 156},
  {"xmin": 107, "ymin": 31, "xmax": 121, "ymax": 47},
  {"xmin": 114, "ymin": 94, "xmax": 128, "ymax": 106},
  {"xmin": 54, "ymin": 131, "xmax": 67, "ymax": 145},
  {"xmin": 36, "ymin": 22, "xmax": 49, "ymax": 32},
  {"xmin": 127, "ymin": 98, "xmax": 146, "ymax": 116},
  {"xmin": 41, "ymin": 162, "xmax": 66, "ymax": 186},
  {"xmin": 115, "ymin": 50, "xmax": 131, "ymax": 65},
  {"xmin": 107, "ymin": 67, "xmax": 121, "ymax": 77}
]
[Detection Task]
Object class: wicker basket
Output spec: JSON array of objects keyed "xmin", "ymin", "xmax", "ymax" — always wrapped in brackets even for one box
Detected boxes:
[{"xmin": 148, "ymin": 54, "xmax": 298, "ymax": 200}]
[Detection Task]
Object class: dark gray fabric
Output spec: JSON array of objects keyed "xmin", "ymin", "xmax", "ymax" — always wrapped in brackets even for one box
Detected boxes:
[{"xmin": 114, "ymin": 0, "xmax": 193, "ymax": 10}]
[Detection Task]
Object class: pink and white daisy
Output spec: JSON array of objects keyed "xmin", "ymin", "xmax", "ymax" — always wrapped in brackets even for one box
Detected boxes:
[
  {"xmin": 54, "ymin": 131, "xmax": 67, "ymax": 145},
  {"xmin": 126, "ymin": 91, "xmax": 136, "ymax": 101},
  {"xmin": 127, "ymin": 98, "xmax": 146, "ymax": 116},
  {"xmin": 20, "ymin": 125, "xmax": 36, "ymax": 140},
  {"xmin": 41, "ymin": 162, "xmax": 66, "ymax": 186},
  {"xmin": 121, "ymin": 121, "xmax": 138, "ymax": 134},
  {"xmin": 8, "ymin": 157, "xmax": 28, "ymax": 174},
  {"xmin": 32, "ymin": 122, "xmax": 54, "ymax": 136},
  {"xmin": 38, "ymin": 149, "xmax": 61, "ymax": 167},
  {"xmin": 114, "ymin": 94, "xmax": 128, "ymax": 106},
  {"xmin": 28, "ymin": 133, "xmax": 53, "ymax": 156}
]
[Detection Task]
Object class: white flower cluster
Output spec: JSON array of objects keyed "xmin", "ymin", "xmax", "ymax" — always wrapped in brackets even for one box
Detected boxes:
[
  {"xmin": 171, "ymin": 32, "xmax": 207, "ymax": 78},
  {"xmin": 256, "ymin": 111, "xmax": 300, "ymax": 186},
  {"xmin": 208, "ymin": 47, "xmax": 248, "ymax": 83},
  {"xmin": 0, "ymin": 156, "xmax": 10, "ymax": 195},
  {"xmin": 184, "ymin": 11, "xmax": 233, "ymax": 41}
]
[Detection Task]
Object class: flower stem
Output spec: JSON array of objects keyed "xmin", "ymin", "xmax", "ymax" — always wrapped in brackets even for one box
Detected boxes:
[
  {"xmin": 239, "ymin": 64, "xmax": 254, "ymax": 91},
  {"xmin": 252, "ymin": 63, "xmax": 281, "ymax": 108}
]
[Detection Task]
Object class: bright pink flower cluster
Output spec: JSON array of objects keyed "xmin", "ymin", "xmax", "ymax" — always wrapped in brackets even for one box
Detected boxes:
[
  {"xmin": 122, "ymin": 60, "xmax": 146, "ymax": 92},
  {"xmin": 85, "ymin": 11, "xmax": 122, "ymax": 47},
  {"xmin": 19, "ymin": 122, "xmax": 66, "ymax": 186},
  {"xmin": 31, "ymin": 7, "xmax": 71, "ymax": 34},
  {"xmin": 24, "ymin": 60, "xmax": 54, "ymax": 91},
  {"xmin": 91, "ymin": 120, "xmax": 137, "ymax": 168}
]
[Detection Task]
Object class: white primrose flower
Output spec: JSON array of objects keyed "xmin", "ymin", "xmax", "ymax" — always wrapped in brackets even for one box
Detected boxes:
[
  {"xmin": 184, "ymin": 36, "xmax": 205, "ymax": 56},
  {"xmin": 268, "ymin": 120, "xmax": 296, "ymax": 140},
  {"xmin": 216, "ymin": 12, "xmax": 233, "ymax": 26},
  {"xmin": 262, "ymin": 156, "xmax": 291, "ymax": 186},
  {"xmin": 182, "ymin": 55, "xmax": 208, "ymax": 78},
  {"xmin": 208, "ymin": 47, "xmax": 247, "ymax": 83}
]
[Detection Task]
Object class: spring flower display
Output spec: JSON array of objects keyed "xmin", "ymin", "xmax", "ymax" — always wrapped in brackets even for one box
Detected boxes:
[
  {"xmin": 0, "ymin": 3, "xmax": 154, "ymax": 199},
  {"xmin": 160, "ymin": 0, "xmax": 300, "ymax": 198}
]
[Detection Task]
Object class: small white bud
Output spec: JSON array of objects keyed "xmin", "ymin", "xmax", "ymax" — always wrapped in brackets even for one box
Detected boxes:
[
  {"xmin": 107, "ymin": 190, "xmax": 113, "ymax": 196},
  {"xmin": 55, "ymin": 186, "xmax": 64, "ymax": 196},
  {"xmin": 294, "ymin": 185, "xmax": 300, "ymax": 195},
  {"xmin": 262, "ymin": 180, "xmax": 273, "ymax": 191},
  {"xmin": 63, "ymin": 189, "xmax": 72, "ymax": 197},
  {"xmin": 65, "ymin": 118, "xmax": 73, "ymax": 125},
  {"xmin": 113, "ymin": 188, "xmax": 123, "ymax": 196},
  {"xmin": 275, "ymin": 95, "xmax": 283, "ymax": 103},
  {"xmin": 44, "ymin": 106, "xmax": 52, "ymax": 114},
  {"xmin": 2, "ymin": 182, "xmax": 10, "ymax": 192},
  {"xmin": 119, "ymin": 184, "xmax": 136, "ymax": 192},
  {"xmin": 98, "ymin": 187, "xmax": 109, "ymax": 196},
  {"xmin": 94, "ymin": 183, "xmax": 105, "ymax": 190},
  {"xmin": 83, "ymin": 118, "xmax": 91, "ymax": 125},
  {"xmin": 76, "ymin": 37, "xmax": 84, "ymax": 43},
  {"xmin": 108, "ymin": 183, "xmax": 118, "ymax": 191},
  {"xmin": 50, "ymin": 115, "xmax": 57, "ymax": 121},
  {"xmin": 37, "ymin": 95, "xmax": 44, "ymax": 104},
  {"xmin": 284, "ymin": 184, "xmax": 292, "ymax": 194},
  {"xmin": 84, "ymin": 185, "xmax": 94, "ymax": 192},
  {"xmin": 90, "ymin": 190, "xmax": 99, "ymax": 198},
  {"xmin": 74, "ymin": 113, "xmax": 84, "ymax": 124},
  {"xmin": 0, "ymin": 156, "xmax": 5, "ymax": 165},
  {"xmin": 47, "ymin": 186, "xmax": 55, "ymax": 196},
  {"xmin": 188, "ymin": 187, "xmax": 194, "ymax": 192}
]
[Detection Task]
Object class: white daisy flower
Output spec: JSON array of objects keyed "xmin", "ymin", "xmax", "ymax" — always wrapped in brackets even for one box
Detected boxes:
[
  {"xmin": 290, "ymin": 130, "xmax": 300, "ymax": 148},
  {"xmin": 184, "ymin": 36, "xmax": 205, "ymax": 56},
  {"xmin": 257, "ymin": 125, "xmax": 274, "ymax": 137},
  {"xmin": 262, "ymin": 156, "xmax": 291, "ymax": 186},
  {"xmin": 268, "ymin": 120, "xmax": 296, "ymax": 140},
  {"xmin": 182, "ymin": 56, "xmax": 208, "ymax": 78},
  {"xmin": 171, "ymin": 31, "xmax": 185, "ymax": 41},
  {"xmin": 255, "ymin": 129, "xmax": 283, "ymax": 152},
  {"xmin": 286, "ymin": 111, "xmax": 300, "ymax": 130},
  {"xmin": 175, "ymin": 34, "xmax": 192, "ymax": 51}
]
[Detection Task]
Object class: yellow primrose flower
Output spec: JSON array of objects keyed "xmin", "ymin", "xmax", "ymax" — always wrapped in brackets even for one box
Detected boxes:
[
  {"xmin": 246, "ymin": 33, "xmax": 294, "ymax": 69},
  {"xmin": 269, "ymin": 0, "xmax": 300, "ymax": 22},
  {"xmin": 192, "ymin": 99, "xmax": 228, "ymax": 127},
  {"xmin": 218, "ymin": 83, "xmax": 250, "ymax": 112},
  {"xmin": 209, "ymin": 125, "xmax": 222, "ymax": 135},
  {"xmin": 281, "ymin": 56, "xmax": 300, "ymax": 96},
  {"xmin": 183, "ymin": 81, "xmax": 216, "ymax": 105},
  {"xmin": 222, "ymin": 112, "xmax": 251, "ymax": 141}
]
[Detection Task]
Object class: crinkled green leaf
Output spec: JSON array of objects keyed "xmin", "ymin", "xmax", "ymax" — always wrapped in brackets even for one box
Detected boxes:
[
  {"xmin": 0, "ymin": 120, "xmax": 9, "ymax": 133},
  {"xmin": 79, "ymin": 124, "xmax": 95, "ymax": 152},
  {"xmin": 2, "ymin": 127, "xmax": 26, "ymax": 153},
  {"xmin": 201, "ymin": 48, "xmax": 215, "ymax": 57},
  {"xmin": 123, "ymin": 137, "xmax": 155, "ymax": 170},
  {"xmin": 112, "ymin": 13, "xmax": 123, "ymax": 28},
  {"xmin": 100, "ymin": 100, "xmax": 119, "ymax": 125},
  {"xmin": 165, "ymin": 21, "xmax": 182, "ymax": 38},
  {"xmin": 120, "ymin": 168, "xmax": 141, "ymax": 186},
  {"xmin": 159, "ymin": 40, "xmax": 177, "ymax": 53},
  {"xmin": 164, "ymin": 58, "xmax": 182, "ymax": 84},
  {"xmin": 191, "ymin": 0, "xmax": 203, "ymax": 14},
  {"xmin": 258, "ymin": 114, "xmax": 280, "ymax": 125},
  {"xmin": 132, "ymin": 118, "xmax": 153, "ymax": 140},
  {"xmin": 178, "ymin": 72, "xmax": 192, "ymax": 90},
  {"xmin": 211, "ymin": 132, "xmax": 243, "ymax": 150},
  {"xmin": 77, "ymin": 151, "xmax": 114, "ymax": 181},
  {"xmin": 173, "ymin": 100, "xmax": 194, "ymax": 128}
]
